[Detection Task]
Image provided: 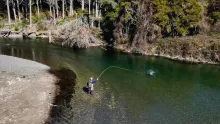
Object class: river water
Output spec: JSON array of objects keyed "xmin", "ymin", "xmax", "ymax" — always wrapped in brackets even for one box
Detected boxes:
[{"xmin": 0, "ymin": 38, "xmax": 220, "ymax": 124}]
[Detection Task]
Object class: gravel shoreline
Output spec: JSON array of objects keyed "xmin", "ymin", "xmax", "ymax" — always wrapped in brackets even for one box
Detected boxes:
[{"xmin": 0, "ymin": 55, "xmax": 57, "ymax": 124}]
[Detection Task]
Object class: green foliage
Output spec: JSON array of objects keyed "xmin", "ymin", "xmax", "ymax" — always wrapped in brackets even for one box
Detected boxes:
[
  {"xmin": 207, "ymin": 0, "xmax": 220, "ymax": 25},
  {"xmin": 91, "ymin": 28, "xmax": 103, "ymax": 40},
  {"xmin": 100, "ymin": 0, "xmax": 117, "ymax": 8},
  {"xmin": 0, "ymin": 24, "xmax": 3, "ymax": 29},
  {"xmin": 33, "ymin": 14, "xmax": 46, "ymax": 24},
  {"xmin": 10, "ymin": 23, "xmax": 21, "ymax": 31},
  {"xmin": 22, "ymin": 19, "xmax": 29, "ymax": 27},
  {"xmin": 153, "ymin": 0, "xmax": 202, "ymax": 37},
  {"xmin": 14, "ymin": 24, "xmax": 19, "ymax": 31},
  {"xmin": 57, "ymin": 16, "xmax": 75, "ymax": 25},
  {"xmin": 210, "ymin": 12, "xmax": 220, "ymax": 24},
  {"xmin": 106, "ymin": 6, "xmax": 120, "ymax": 21},
  {"xmin": 75, "ymin": 8, "xmax": 89, "ymax": 17}
]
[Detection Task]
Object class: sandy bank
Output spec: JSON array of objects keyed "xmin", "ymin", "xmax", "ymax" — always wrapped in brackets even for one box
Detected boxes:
[{"xmin": 0, "ymin": 55, "xmax": 57, "ymax": 124}]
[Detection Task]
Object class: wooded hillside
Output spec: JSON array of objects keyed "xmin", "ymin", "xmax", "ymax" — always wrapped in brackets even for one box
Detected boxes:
[{"xmin": 0, "ymin": 0, "xmax": 219, "ymax": 47}]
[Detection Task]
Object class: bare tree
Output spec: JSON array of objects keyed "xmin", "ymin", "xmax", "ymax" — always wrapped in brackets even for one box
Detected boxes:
[
  {"xmin": 82, "ymin": 0, "xmax": 84, "ymax": 10},
  {"xmin": 12, "ymin": 0, "xmax": 17, "ymax": 21},
  {"xmin": 62, "ymin": 0, "xmax": 65, "ymax": 19},
  {"xmin": 69, "ymin": 0, "xmax": 73, "ymax": 16},
  {"xmin": 45, "ymin": 0, "xmax": 55, "ymax": 17},
  {"xmin": 46, "ymin": 0, "xmax": 53, "ymax": 16},
  {"xmin": 23, "ymin": 0, "xmax": 28, "ymax": 20},
  {"xmin": 16, "ymin": 0, "xmax": 21, "ymax": 22},
  {"xmin": 36, "ymin": 0, "xmax": 40, "ymax": 16},
  {"xmin": 52, "ymin": 0, "xmax": 56, "ymax": 24},
  {"xmin": 88, "ymin": 0, "xmax": 90, "ymax": 14},
  {"xmin": 29, "ymin": 0, "xmax": 32, "ymax": 26},
  {"xmin": 95, "ymin": 0, "xmax": 98, "ymax": 17},
  {"xmin": 6, "ymin": 0, "xmax": 11, "ymax": 24},
  {"xmin": 55, "ymin": 0, "xmax": 58, "ymax": 17}
]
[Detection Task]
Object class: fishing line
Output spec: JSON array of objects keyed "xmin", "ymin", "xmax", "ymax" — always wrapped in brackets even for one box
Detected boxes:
[{"xmin": 97, "ymin": 66, "xmax": 140, "ymax": 79}]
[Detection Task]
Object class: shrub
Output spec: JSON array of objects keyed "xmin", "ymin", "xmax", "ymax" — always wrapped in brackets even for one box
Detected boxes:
[
  {"xmin": 14, "ymin": 24, "xmax": 20, "ymax": 31},
  {"xmin": 33, "ymin": 15, "xmax": 45, "ymax": 24},
  {"xmin": 210, "ymin": 12, "xmax": 220, "ymax": 24},
  {"xmin": 0, "ymin": 24, "xmax": 3, "ymax": 29},
  {"xmin": 36, "ymin": 22, "xmax": 48, "ymax": 31},
  {"xmin": 22, "ymin": 19, "xmax": 29, "ymax": 28},
  {"xmin": 10, "ymin": 23, "xmax": 21, "ymax": 31}
]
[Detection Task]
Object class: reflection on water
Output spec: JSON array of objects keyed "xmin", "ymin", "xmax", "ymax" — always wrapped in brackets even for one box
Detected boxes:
[{"xmin": 1, "ymin": 38, "xmax": 220, "ymax": 124}]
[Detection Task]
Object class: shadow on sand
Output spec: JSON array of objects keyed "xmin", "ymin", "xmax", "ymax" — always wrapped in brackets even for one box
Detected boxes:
[{"xmin": 45, "ymin": 68, "xmax": 76, "ymax": 124}]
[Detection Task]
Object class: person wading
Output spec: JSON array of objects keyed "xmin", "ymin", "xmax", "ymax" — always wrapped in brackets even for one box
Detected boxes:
[{"xmin": 88, "ymin": 77, "xmax": 98, "ymax": 95}]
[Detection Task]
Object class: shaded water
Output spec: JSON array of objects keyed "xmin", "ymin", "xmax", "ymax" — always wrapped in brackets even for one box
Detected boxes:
[{"xmin": 1, "ymin": 38, "xmax": 220, "ymax": 124}]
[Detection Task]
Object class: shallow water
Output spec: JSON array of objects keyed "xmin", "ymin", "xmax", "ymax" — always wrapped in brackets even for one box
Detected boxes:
[{"xmin": 1, "ymin": 38, "xmax": 220, "ymax": 124}]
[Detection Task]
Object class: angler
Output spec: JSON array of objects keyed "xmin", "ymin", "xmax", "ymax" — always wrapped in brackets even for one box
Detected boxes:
[{"xmin": 87, "ymin": 77, "xmax": 98, "ymax": 95}]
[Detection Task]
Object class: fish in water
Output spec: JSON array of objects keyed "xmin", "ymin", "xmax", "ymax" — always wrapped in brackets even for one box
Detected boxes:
[{"xmin": 146, "ymin": 69, "xmax": 156, "ymax": 76}]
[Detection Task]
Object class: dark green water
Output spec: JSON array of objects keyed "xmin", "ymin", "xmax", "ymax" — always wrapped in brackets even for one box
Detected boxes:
[{"xmin": 1, "ymin": 38, "xmax": 220, "ymax": 124}]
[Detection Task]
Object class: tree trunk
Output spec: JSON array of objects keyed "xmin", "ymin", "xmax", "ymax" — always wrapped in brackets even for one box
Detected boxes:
[
  {"xmin": 62, "ymin": 0, "xmax": 65, "ymax": 19},
  {"xmin": 76, "ymin": 13, "xmax": 78, "ymax": 27},
  {"xmin": 53, "ymin": 5, "xmax": 56, "ymax": 24},
  {"xmin": 91, "ymin": 18, "xmax": 94, "ymax": 27},
  {"xmin": 16, "ymin": 0, "xmax": 21, "ymax": 22},
  {"xmin": 88, "ymin": 0, "xmax": 91, "ymax": 14},
  {"xmin": 7, "ymin": 0, "xmax": 11, "ymax": 24},
  {"xmin": 92, "ymin": 1, "xmax": 94, "ymax": 15},
  {"xmin": 40, "ymin": 0, "xmax": 43, "ymax": 10},
  {"xmin": 95, "ymin": 0, "xmax": 98, "ymax": 17},
  {"xmin": 13, "ymin": 2, "xmax": 17, "ymax": 21},
  {"xmin": 23, "ymin": 0, "xmax": 28, "ymax": 20},
  {"xmin": 98, "ymin": 9, "xmax": 101, "ymax": 28},
  {"xmin": 82, "ymin": 0, "xmax": 84, "ymax": 10},
  {"xmin": 69, "ymin": 0, "xmax": 73, "ymax": 16},
  {"xmin": 29, "ymin": 0, "xmax": 32, "ymax": 27},
  {"xmin": 56, "ymin": 0, "xmax": 58, "ymax": 17},
  {"xmin": 49, "ymin": 4, "xmax": 52, "ymax": 16},
  {"xmin": 36, "ymin": 0, "xmax": 40, "ymax": 17}
]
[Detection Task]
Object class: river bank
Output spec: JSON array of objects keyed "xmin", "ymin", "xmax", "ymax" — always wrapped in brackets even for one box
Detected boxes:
[
  {"xmin": 0, "ymin": 30, "xmax": 48, "ymax": 39},
  {"xmin": 115, "ymin": 35, "xmax": 220, "ymax": 65},
  {"xmin": 0, "ymin": 55, "xmax": 57, "ymax": 124}
]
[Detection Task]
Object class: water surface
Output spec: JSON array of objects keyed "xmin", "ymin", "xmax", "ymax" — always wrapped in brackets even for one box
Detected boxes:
[{"xmin": 0, "ymin": 38, "xmax": 220, "ymax": 124}]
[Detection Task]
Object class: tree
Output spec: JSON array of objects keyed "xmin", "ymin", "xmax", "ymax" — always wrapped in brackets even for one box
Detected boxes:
[
  {"xmin": 82, "ymin": 0, "xmax": 84, "ymax": 10},
  {"xmin": 62, "ymin": 0, "xmax": 65, "ymax": 18},
  {"xmin": 12, "ymin": 0, "xmax": 17, "ymax": 21},
  {"xmin": 153, "ymin": 0, "xmax": 202, "ymax": 37},
  {"xmin": 29, "ymin": 0, "xmax": 32, "ymax": 26},
  {"xmin": 36, "ymin": 0, "xmax": 40, "ymax": 16},
  {"xmin": 6, "ymin": 0, "xmax": 11, "ymax": 24},
  {"xmin": 16, "ymin": 0, "xmax": 21, "ymax": 22},
  {"xmin": 55, "ymin": 0, "xmax": 58, "ymax": 17},
  {"xmin": 95, "ymin": 0, "xmax": 97, "ymax": 17},
  {"xmin": 22, "ymin": 0, "xmax": 28, "ymax": 20},
  {"xmin": 46, "ymin": 0, "xmax": 53, "ymax": 16},
  {"xmin": 69, "ymin": 0, "xmax": 73, "ymax": 16},
  {"xmin": 88, "ymin": 0, "xmax": 91, "ymax": 14},
  {"xmin": 208, "ymin": 0, "xmax": 220, "ymax": 25}
]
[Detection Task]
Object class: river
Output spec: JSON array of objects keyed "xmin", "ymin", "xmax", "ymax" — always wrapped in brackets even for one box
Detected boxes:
[{"xmin": 0, "ymin": 38, "xmax": 220, "ymax": 124}]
